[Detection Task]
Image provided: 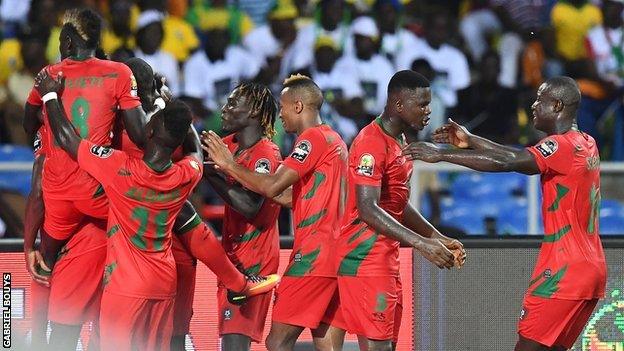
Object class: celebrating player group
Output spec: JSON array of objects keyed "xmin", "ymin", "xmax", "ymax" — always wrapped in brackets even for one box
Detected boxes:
[{"xmin": 23, "ymin": 7, "xmax": 605, "ymax": 351}]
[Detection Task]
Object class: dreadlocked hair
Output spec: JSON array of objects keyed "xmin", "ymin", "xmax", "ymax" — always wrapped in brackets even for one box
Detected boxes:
[
  {"xmin": 236, "ymin": 82, "xmax": 278, "ymax": 139},
  {"xmin": 62, "ymin": 8, "xmax": 102, "ymax": 49}
]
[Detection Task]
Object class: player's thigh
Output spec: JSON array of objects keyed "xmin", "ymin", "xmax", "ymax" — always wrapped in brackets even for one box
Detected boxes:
[
  {"xmin": 514, "ymin": 335, "xmax": 550, "ymax": 351},
  {"xmin": 265, "ymin": 321, "xmax": 305, "ymax": 351},
  {"xmin": 272, "ymin": 276, "xmax": 338, "ymax": 329},
  {"xmin": 74, "ymin": 195, "xmax": 109, "ymax": 220},
  {"xmin": 42, "ymin": 197, "xmax": 83, "ymax": 240},
  {"xmin": 217, "ymin": 284, "xmax": 272, "ymax": 343}
]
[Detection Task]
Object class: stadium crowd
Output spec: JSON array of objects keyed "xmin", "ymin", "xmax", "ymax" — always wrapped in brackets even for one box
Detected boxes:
[{"xmin": 0, "ymin": 0, "xmax": 623, "ymax": 237}]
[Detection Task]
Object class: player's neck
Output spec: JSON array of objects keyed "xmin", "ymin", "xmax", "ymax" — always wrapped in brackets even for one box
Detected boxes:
[
  {"xmin": 142, "ymin": 143, "xmax": 174, "ymax": 172},
  {"xmin": 69, "ymin": 49, "xmax": 95, "ymax": 61},
  {"xmin": 296, "ymin": 113, "xmax": 323, "ymax": 135},
  {"xmin": 378, "ymin": 112, "xmax": 404, "ymax": 139},
  {"xmin": 236, "ymin": 126, "xmax": 263, "ymax": 150},
  {"xmin": 551, "ymin": 118, "xmax": 577, "ymax": 135}
]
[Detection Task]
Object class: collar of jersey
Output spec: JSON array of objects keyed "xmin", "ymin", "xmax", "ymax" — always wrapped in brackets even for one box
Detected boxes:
[
  {"xmin": 68, "ymin": 54, "xmax": 94, "ymax": 62},
  {"xmin": 145, "ymin": 159, "xmax": 173, "ymax": 173},
  {"xmin": 233, "ymin": 137, "xmax": 266, "ymax": 159},
  {"xmin": 374, "ymin": 117, "xmax": 404, "ymax": 146}
]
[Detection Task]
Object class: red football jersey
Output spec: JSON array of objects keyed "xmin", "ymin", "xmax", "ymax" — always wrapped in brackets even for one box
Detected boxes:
[
  {"xmin": 337, "ymin": 119, "xmax": 413, "ymax": 277},
  {"xmin": 27, "ymin": 57, "xmax": 141, "ymax": 200},
  {"xmin": 77, "ymin": 140, "xmax": 203, "ymax": 299},
  {"xmin": 221, "ymin": 135, "xmax": 281, "ymax": 276},
  {"xmin": 526, "ymin": 130, "xmax": 606, "ymax": 299},
  {"xmin": 281, "ymin": 125, "xmax": 348, "ymax": 277}
]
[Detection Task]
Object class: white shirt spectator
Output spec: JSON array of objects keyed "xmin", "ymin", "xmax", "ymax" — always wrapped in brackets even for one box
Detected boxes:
[
  {"xmin": 243, "ymin": 25, "xmax": 303, "ymax": 80},
  {"xmin": 587, "ymin": 25, "xmax": 624, "ymax": 87},
  {"xmin": 396, "ymin": 38, "xmax": 470, "ymax": 107},
  {"xmin": 183, "ymin": 46, "xmax": 262, "ymax": 111},
  {"xmin": 134, "ymin": 49, "xmax": 180, "ymax": 96},
  {"xmin": 336, "ymin": 54, "xmax": 394, "ymax": 115},
  {"xmin": 0, "ymin": 0, "xmax": 31, "ymax": 23},
  {"xmin": 292, "ymin": 23, "xmax": 354, "ymax": 69},
  {"xmin": 380, "ymin": 29, "xmax": 420, "ymax": 64}
]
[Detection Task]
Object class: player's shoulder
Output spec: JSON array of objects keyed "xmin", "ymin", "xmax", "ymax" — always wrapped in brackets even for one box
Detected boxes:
[
  {"xmin": 533, "ymin": 133, "xmax": 574, "ymax": 158},
  {"xmin": 352, "ymin": 121, "xmax": 385, "ymax": 147}
]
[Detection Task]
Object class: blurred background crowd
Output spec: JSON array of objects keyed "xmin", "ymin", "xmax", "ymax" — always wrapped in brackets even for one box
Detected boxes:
[{"xmin": 0, "ymin": 0, "xmax": 623, "ymax": 237}]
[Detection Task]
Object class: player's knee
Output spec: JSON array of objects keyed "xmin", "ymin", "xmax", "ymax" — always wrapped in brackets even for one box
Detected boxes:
[
  {"xmin": 266, "ymin": 332, "xmax": 292, "ymax": 351},
  {"xmin": 369, "ymin": 340, "xmax": 393, "ymax": 351}
]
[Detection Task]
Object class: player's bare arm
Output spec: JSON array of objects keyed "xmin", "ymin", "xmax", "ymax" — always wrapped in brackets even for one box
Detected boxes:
[
  {"xmin": 403, "ymin": 141, "xmax": 540, "ymax": 175},
  {"xmin": 355, "ymin": 184, "xmax": 455, "ymax": 269},
  {"xmin": 120, "ymin": 106, "xmax": 148, "ymax": 148},
  {"xmin": 203, "ymin": 166, "xmax": 265, "ymax": 220},
  {"xmin": 23, "ymin": 103, "xmax": 42, "ymax": 143},
  {"xmin": 202, "ymin": 130, "xmax": 298, "ymax": 199},
  {"xmin": 402, "ymin": 202, "xmax": 466, "ymax": 267},
  {"xmin": 433, "ymin": 118, "xmax": 523, "ymax": 155},
  {"xmin": 34, "ymin": 69, "xmax": 81, "ymax": 159},
  {"xmin": 24, "ymin": 154, "xmax": 50, "ymax": 286},
  {"xmin": 182, "ymin": 124, "xmax": 203, "ymax": 163}
]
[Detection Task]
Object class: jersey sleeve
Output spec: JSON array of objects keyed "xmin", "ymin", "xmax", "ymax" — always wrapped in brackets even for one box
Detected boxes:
[
  {"xmin": 349, "ymin": 137, "xmax": 386, "ymax": 187},
  {"xmin": 248, "ymin": 144, "xmax": 282, "ymax": 175},
  {"xmin": 77, "ymin": 140, "xmax": 128, "ymax": 188},
  {"xmin": 282, "ymin": 128, "xmax": 327, "ymax": 179},
  {"xmin": 526, "ymin": 135, "xmax": 571, "ymax": 175},
  {"xmin": 27, "ymin": 86, "xmax": 42, "ymax": 106},
  {"xmin": 114, "ymin": 63, "xmax": 142, "ymax": 110},
  {"xmin": 179, "ymin": 156, "xmax": 204, "ymax": 191}
]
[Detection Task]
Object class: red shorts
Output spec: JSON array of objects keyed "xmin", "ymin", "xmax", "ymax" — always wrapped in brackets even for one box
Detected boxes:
[
  {"xmin": 99, "ymin": 291, "xmax": 174, "ymax": 351},
  {"xmin": 48, "ymin": 244, "xmax": 107, "ymax": 325},
  {"xmin": 272, "ymin": 276, "xmax": 339, "ymax": 329},
  {"xmin": 335, "ymin": 276, "xmax": 402, "ymax": 341},
  {"xmin": 43, "ymin": 194, "xmax": 108, "ymax": 240},
  {"xmin": 217, "ymin": 284, "xmax": 273, "ymax": 342},
  {"xmin": 518, "ymin": 294, "xmax": 599, "ymax": 348},
  {"xmin": 172, "ymin": 235, "xmax": 197, "ymax": 337}
]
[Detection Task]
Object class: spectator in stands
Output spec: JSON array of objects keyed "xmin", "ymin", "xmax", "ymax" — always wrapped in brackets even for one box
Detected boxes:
[
  {"xmin": 582, "ymin": 0, "xmax": 624, "ymax": 160},
  {"xmin": 411, "ymin": 59, "xmax": 446, "ymax": 140},
  {"xmin": 397, "ymin": 10, "xmax": 470, "ymax": 112},
  {"xmin": 551, "ymin": 0, "xmax": 602, "ymax": 64},
  {"xmin": 457, "ymin": 51, "xmax": 518, "ymax": 144},
  {"xmin": 238, "ymin": 0, "xmax": 277, "ymax": 27},
  {"xmin": 294, "ymin": 0, "xmax": 352, "ymax": 67},
  {"xmin": 309, "ymin": 36, "xmax": 361, "ymax": 143},
  {"xmin": 243, "ymin": 1, "xmax": 301, "ymax": 81},
  {"xmin": 138, "ymin": 0, "xmax": 200, "ymax": 63},
  {"xmin": 183, "ymin": 23, "xmax": 261, "ymax": 133},
  {"xmin": 336, "ymin": 16, "xmax": 393, "ymax": 119},
  {"xmin": 186, "ymin": 0, "xmax": 255, "ymax": 45},
  {"xmin": 374, "ymin": 0, "xmax": 420, "ymax": 64},
  {"xmin": 101, "ymin": 0, "xmax": 136, "ymax": 55},
  {"xmin": 27, "ymin": 0, "xmax": 61, "ymax": 64},
  {"xmin": 134, "ymin": 10, "xmax": 180, "ymax": 95}
]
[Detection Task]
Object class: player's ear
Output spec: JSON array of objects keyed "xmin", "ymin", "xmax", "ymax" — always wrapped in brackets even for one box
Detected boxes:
[
  {"xmin": 395, "ymin": 97, "xmax": 403, "ymax": 114},
  {"xmin": 553, "ymin": 99, "xmax": 564, "ymax": 113},
  {"xmin": 295, "ymin": 100, "xmax": 304, "ymax": 114}
]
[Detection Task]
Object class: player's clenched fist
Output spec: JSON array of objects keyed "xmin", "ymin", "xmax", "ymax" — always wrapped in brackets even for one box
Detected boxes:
[{"xmin": 417, "ymin": 238, "xmax": 456, "ymax": 269}]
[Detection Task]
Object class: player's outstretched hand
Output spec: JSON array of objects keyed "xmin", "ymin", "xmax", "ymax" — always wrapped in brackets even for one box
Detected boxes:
[
  {"xmin": 402, "ymin": 142, "xmax": 442, "ymax": 162},
  {"xmin": 25, "ymin": 249, "xmax": 50, "ymax": 287},
  {"xmin": 201, "ymin": 130, "xmax": 235, "ymax": 171},
  {"xmin": 432, "ymin": 118, "xmax": 471, "ymax": 149},
  {"xmin": 443, "ymin": 239, "xmax": 466, "ymax": 268},
  {"xmin": 34, "ymin": 68, "xmax": 65, "ymax": 96},
  {"xmin": 418, "ymin": 238, "xmax": 455, "ymax": 269}
]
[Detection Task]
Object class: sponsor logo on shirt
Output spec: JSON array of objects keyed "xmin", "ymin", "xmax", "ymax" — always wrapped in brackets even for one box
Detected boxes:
[
  {"xmin": 356, "ymin": 153, "xmax": 375, "ymax": 177},
  {"xmin": 535, "ymin": 139, "xmax": 558, "ymax": 158},
  {"xmin": 290, "ymin": 140, "xmax": 311, "ymax": 163},
  {"xmin": 586, "ymin": 155, "xmax": 600, "ymax": 170},
  {"xmin": 254, "ymin": 158, "xmax": 271, "ymax": 174},
  {"xmin": 543, "ymin": 269, "xmax": 552, "ymax": 278},
  {"xmin": 130, "ymin": 74, "xmax": 138, "ymax": 97},
  {"xmin": 294, "ymin": 253, "xmax": 302, "ymax": 262},
  {"xmin": 90, "ymin": 145, "xmax": 113, "ymax": 158},
  {"xmin": 520, "ymin": 307, "xmax": 527, "ymax": 320}
]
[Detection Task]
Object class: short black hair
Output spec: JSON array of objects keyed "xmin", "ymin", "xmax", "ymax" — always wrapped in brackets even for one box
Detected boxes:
[
  {"xmin": 62, "ymin": 8, "xmax": 103, "ymax": 49},
  {"xmin": 125, "ymin": 57, "xmax": 153, "ymax": 90},
  {"xmin": 545, "ymin": 76, "xmax": 581, "ymax": 107},
  {"xmin": 387, "ymin": 70, "xmax": 430, "ymax": 95},
  {"xmin": 283, "ymin": 74, "xmax": 324, "ymax": 110},
  {"xmin": 162, "ymin": 100, "xmax": 193, "ymax": 147}
]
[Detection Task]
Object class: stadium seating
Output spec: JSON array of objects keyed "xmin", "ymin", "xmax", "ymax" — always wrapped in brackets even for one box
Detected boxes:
[{"xmin": 0, "ymin": 144, "xmax": 33, "ymax": 196}]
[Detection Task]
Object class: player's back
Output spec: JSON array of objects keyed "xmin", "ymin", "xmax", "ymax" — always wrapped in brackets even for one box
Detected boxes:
[
  {"xmin": 282, "ymin": 125, "xmax": 348, "ymax": 278},
  {"xmin": 527, "ymin": 130, "xmax": 606, "ymax": 299},
  {"xmin": 28, "ymin": 57, "xmax": 140, "ymax": 200}
]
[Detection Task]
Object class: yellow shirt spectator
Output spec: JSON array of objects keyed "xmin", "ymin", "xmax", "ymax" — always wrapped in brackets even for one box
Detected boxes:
[
  {"xmin": 0, "ymin": 39, "xmax": 22, "ymax": 84},
  {"xmin": 161, "ymin": 15, "xmax": 200, "ymax": 62},
  {"xmin": 101, "ymin": 4, "xmax": 140, "ymax": 54},
  {"xmin": 551, "ymin": 1, "xmax": 602, "ymax": 61},
  {"xmin": 186, "ymin": 5, "xmax": 254, "ymax": 44}
]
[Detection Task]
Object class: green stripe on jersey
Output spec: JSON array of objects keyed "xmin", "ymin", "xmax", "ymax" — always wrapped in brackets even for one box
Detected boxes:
[
  {"xmin": 245, "ymin": 263, "xmax": 262, "ymax": 276},
  {"xmin": 177, "ymin": 213, "xmax": 202, "ymax": 234},
  {"xmin": 103, "ymin": 262, "xmax": 118, "ymax": 286},
  {"xmin": 530, "ymin": 265, "xmax": 568, "ymax": 298},
  {"xmin": 106, "ymin": 225, "xmax": 120, "ymax": 238},
  {"xmin": 338, "ymin": 232, "xmax": 378, "ymax": 276},
  {"xmin": 302, "ymin": 172, "xmax": 326, "ymax": 200},
  {"xmin": 284, "ymin": 248, "xmax": 321, "ymax": 276},
  {"xmin": 547, "ymin": 184, "xmax": 569, "ymax": 212},
  {"xmin": 543, "ymin": 225, "xmax": 571, "ymax": 243},
  {"xmin": 375, "ymin": 292, "xmax": 387, "ymax": 312},
  {"xmin": 239, "ymin": 228, "xmax": 262, "ymax": 242},
  {"xmin": 347, "ymin": 224, "xmax": 369, "ymax": 244},
  {"xmin": 296, "ymin": 209, "xmax": 327, "ymax": 229}
]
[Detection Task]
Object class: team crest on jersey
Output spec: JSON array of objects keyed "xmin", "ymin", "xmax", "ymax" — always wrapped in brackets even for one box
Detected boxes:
[
  {"xmin": 224, "ymin": 308, "xmax": 232, "ymax": 321},
  {"xmin": 33, "ymin": 131, "xmax": 42, "ymax": 153},
  {"xmin": 254, "ymin": 158, "xmax": 271, "ymax": 174},
  {"xmin": 519, "ymin": 307, "xmax": 527, "ymax": 320},
  {"xmin": 356, "ymin": 153, "xmax": 375, "ymax": 177},
  {"xmin": 290, "ymin": 140, "xmax": 311, "ymax": 163},
  {"xmin": 90, "ymin": 145, "xmax": 113, "ymax": 158},
  {"xmin": 130, "ymin": 74, "xmax": 138, "ymax": 97},
  {"xmin": 535, "ymin": 139, "xmax": 558, "ymax": 158}
]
